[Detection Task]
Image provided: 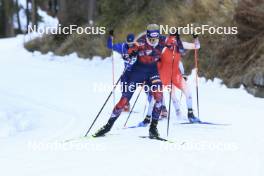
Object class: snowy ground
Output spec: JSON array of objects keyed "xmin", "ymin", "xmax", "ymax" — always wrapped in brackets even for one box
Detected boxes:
[{"xmin": 0, "ymin": 36, "xmax": 264, "ymax": 176}]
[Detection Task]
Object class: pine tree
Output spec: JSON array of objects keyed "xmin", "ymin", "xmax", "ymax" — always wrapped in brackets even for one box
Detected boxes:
[
  {"xmin": 15, "ymin": 0, "xmax": 22, "ymax": 33},
  {"xmin": 31, "ymin": 0, "xmax": 38, "ymax": 30},
  {"xmin": 3, "ymin": 0, "xmax": 15, "ymax": 37}
]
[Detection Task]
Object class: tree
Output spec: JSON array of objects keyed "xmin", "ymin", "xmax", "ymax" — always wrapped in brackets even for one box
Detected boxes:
[
  {"xmin": 26, "ymin": 0, "xmax": 30, "ymax": 31},
  {"xmin": 0, "ymin": 0, "xmax": 4, "ymax": 37},
  {"xmin": 3, "ymin": 0, "xmax": 15, "ymax": 37},
  {"xmin": 88, "ymin": 0, "xmax": 96, "ymax": 25},
  {"xmin": 31, "ymin": 0, "xmax": 38, "ymax": 30},
  {"xmin": 57, "ymin": 0, "xmax": 89, "ymax": 27},
  {"xmin": 48, "ymin": 0, "xmax": 58, "ymax": 17},
  {"xmin": 15, "ymin": 0, "xmax": 22, "ymax": 33}
]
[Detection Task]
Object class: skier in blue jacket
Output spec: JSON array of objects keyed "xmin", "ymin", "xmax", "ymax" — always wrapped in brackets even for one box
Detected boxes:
[
  {"xmin": 107, "ymin": 30, "xmax": 137, "ymax": 111},
  {"xmin": 94, "ymin": 24, "xmax": 169, "ymax": 138}
]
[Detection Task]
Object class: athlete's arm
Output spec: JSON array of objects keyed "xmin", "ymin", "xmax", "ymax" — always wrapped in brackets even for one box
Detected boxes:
[
  {"xmin": 107, "ymin": 36, "xmax": 126, "ymax": 54},
  {"xmin": 178, "ymin": 61, "xmax": 185, "ymax": 75}
]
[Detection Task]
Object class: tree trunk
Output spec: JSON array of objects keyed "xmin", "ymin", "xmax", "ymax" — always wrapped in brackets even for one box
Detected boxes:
[
  {"xmin": 26, "ymin": 0, "xmax": 29, "ymax": 31},
  {"xmin": 48, "ymin": 0, "xmax": 58, "ymax": 16},
  {"xmin": 53, "ymin": 0, "xmax": 58, "ymax": 15},
  {"xmin": 58, "ymin": 0, "xmax": 89, "ymax": 27},
  {"xmin": 0, "ymin": 0, "xmax": 5, "ymax": 37},
  {"xmin": 31, "ymin": 0, "xmax": 38, "ymax": 30},
  {"xmin": 3, "ymin": 0, "xmax": 15, "ymax": 37},
  {"xmin": 15, "ymin": 0, "xmax": 22, "ymax": 33},
  {"xmin": 88, "ymin": 0, "xmax": 95, "ymax": 25}
]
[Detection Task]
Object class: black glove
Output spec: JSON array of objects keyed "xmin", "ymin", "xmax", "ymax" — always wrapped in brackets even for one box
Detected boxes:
[
  {"xmin": 192, "ymin": 33, "xmax": 198, "ymax": 39},
  {"xmin": 109, "ymin": 30, "xmax": 114, "ymax": 36},
  {"xmin": 170, "ymin": 30, "xmax": 180, "ymax": 38}
]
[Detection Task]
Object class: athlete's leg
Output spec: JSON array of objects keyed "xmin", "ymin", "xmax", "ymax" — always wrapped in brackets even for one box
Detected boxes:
[
  {"xmin": 171, "ymin": 85, "xmax": 181, "ymax": 117},
  {"xmin": 179, "ymin": 78, "xmax": 193, "ymax": 110},
  {"xmin": 93, "ymin": 69, "xmax": 146, "ymax": 136},
  {"xmin": 121, "ymin": 70, "xmax": 131, "ymax": 112},
  {"xmin": 148, "ymin": 71, "xmax": 163, "ymax": 137},
  {"xmin": 179, "ymin": 77, "xmax": 200, "ymax": 122},
  {"xmin": 146, "ymin": 93, "xmax": 154, "ymax": 117}
]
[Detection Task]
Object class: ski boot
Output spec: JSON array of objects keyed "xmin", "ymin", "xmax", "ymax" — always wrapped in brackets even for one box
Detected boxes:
[
  {"xmin": 123, "ymin": 102, "xmax": 130, "ymax": 112},
  {"xmin": 187, "ymin": 109, "xmax": 200, "ymax": 123},
  {"xmin": 93, "ymin": 118, "xmax": 116, "ymax": 137},
  {"xmin": 138, "ymin": 115, "xmax": 151, "ymax": 127},
  {"xmin": 160, "ymin": 105, "xmax": 168, "ymax": 119},
  {"xmin": 149, "ymin": 119, "xmax": 160, "ymax": 138}
]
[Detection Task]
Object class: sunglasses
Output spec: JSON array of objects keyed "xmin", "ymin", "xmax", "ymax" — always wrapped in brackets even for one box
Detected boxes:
[{"xmin": 148, "ymin": 37, "xmax": 159, "ymax": 44}]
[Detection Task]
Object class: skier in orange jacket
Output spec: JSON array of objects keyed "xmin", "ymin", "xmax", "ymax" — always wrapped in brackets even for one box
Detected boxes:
[{"xmin": 140, "ymin": 32, "xmax": 201, "ymax": 125}]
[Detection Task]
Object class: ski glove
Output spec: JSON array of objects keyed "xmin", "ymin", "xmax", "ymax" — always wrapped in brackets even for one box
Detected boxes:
[
  {"xmin": 192, "ymin": 33, "xmax": 198, "ymax": 39},
  {"xmin": 109, "ymin": 30, "xmax": 114, "ymax": 36}
]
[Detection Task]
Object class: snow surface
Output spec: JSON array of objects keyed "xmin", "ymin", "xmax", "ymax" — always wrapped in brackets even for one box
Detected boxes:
[{"xmin": 0, "ymin": 36, "xmax": 264, "ymax": 176}]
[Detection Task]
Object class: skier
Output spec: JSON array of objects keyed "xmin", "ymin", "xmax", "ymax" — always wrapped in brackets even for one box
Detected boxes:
[
  {"xmin": 139, "ymin": 60, "xmax": 185, "ymax": 126},
  {"xmin": 93, "ymin": 24, "xmax": 170, "ymax": 138},
  {"xmin": 140, "ymin": 32, "xmax": 201, "ymax": 125},
  {"xmin": 106, "ymin": 30, "xmax": 137, "ymax": 112}
]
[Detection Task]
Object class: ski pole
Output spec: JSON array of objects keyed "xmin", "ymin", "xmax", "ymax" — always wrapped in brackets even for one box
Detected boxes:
[
  {"xmin": 194, "ymin": 38, "xmax": 200, "ymax": 118},
  {"xmin": 123, "ymin": 82, "xmax": 145, "ymax": 127},
  {"xmin": 142, "ymin": 98, "xmax": 148, "ymax": 119},
  {"xmin": 84, "ymin": 73, "xmax": 123, "ymax": 137},
  {"xmin": 111, "ymin": 36, "xmax": 116, "ymax": 106},
  {"xmin": 167, "ymin": 45, "xmax": 176, "ymax": 137}
]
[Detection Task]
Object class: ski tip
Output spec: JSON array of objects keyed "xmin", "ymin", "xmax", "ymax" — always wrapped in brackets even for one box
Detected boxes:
[
  {"xmin": 179, "ymin": 121, "xmax": 231, "ymax": 126},
  {"xmin": 139, "ymin": 136, "xmax": 170, "ymax": 142},
  {"xmin": 123, "ymin": 125, "xmax": 139, "ymax": 129},
  {"xmin": 63, "ymin": 136, "xmax": 93, "ymax": 143}
]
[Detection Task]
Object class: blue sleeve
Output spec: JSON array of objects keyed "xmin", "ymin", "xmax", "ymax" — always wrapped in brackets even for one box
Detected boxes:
[
  {"xmin": 106, "ymin": 37, "xmax": 126, "ymax": 54},
  {"xmin": 107, "ymin": 37, "xmax": 113, "ymax": 49},
  {"xmin": 112, "ymin": 43, "xmax": 125, "ymax": 54}
]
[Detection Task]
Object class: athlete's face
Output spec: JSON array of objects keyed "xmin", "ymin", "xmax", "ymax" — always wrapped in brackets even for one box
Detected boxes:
[
  {"xmin": 147, "ymin": 37, "xmax": 159, "ymax": 46},
  {"xmin": 146, "ymin": 30, "xmax": 160, "ymax": 46}
]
